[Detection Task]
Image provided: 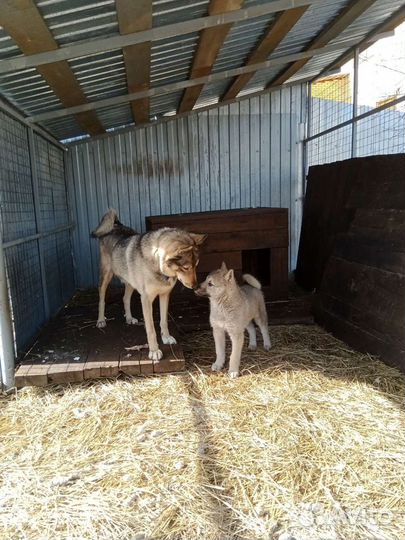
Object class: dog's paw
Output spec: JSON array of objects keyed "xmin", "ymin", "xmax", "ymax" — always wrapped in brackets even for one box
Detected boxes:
[
  {"xmin": 248, "ymin": 343, "xmax": 257, "ymax": 351},
  {"xmin": 229, "ymin": 371, "xmax": 239, "ymax": 379},
  {"xmin": 96, "ymin": 319, "xmax": 106, "ymax": 328},
  {"xmin": 149, "ymin": 349, "xmax": 163, "ymax": 362},
  {"xmin": 162, "ymin": 334, "xmax": 177, "ymax": 345},
  {"xmin": 211, "ymin": 362, "xmax": 223, "ymax": 372},
  {"xmin": 263, "ymin": 342, "xmax": 272, "ymax": 351},
  {"xmin": 125, "ymin": 316, "xmax": 139, "ymax": 325}
]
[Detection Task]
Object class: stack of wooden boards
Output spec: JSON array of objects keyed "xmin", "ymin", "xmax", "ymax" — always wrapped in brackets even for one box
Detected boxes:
[
  {"xmin": 296, "ymin": 155, "xmax": 405, "ymax": 371},
  {"xmin": 15, "ymin": 345, "xmax": 185, "ymax": 388},
  {"xmin": 146, "ymin": 208, "xmax": 289, "ymax": 300}
]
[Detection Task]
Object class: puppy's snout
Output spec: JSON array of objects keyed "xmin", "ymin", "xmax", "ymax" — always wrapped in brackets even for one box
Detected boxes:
[{"xmin": 194, "ymin": 285, "xmax": 208, "ymax": 297}]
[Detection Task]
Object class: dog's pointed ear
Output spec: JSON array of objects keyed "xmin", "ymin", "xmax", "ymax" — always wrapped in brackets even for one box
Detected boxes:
[
  {"xmin": 177, "ymin": 245, "xmax": 194, "ymax": 254},
  {"xmin": 225, "ymin": 269, "xmax": 234, "ymax": 282},
  {"xmin": 221, "ymin": 261, "xmax": 227, "ymax": 271},
  {"xmin": 190, "ymin": 233, "xmax": 207, "ymax": 246}
]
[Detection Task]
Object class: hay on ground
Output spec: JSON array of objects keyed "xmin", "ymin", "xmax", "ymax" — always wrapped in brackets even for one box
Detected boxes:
[{"xmin": 0, "ymin": 325, "xmax": 404, "ymax": 540}]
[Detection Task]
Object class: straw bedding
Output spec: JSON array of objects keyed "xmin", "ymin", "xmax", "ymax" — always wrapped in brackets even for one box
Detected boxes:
[{"xmin": 0, "ymin": 325, "xmax": 404, "ymax": 540}]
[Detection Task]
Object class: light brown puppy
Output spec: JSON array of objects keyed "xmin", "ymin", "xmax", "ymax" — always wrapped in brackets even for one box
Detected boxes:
[
  {"xmin": 196, "ymin": 263, "xmax": 271, "ymax": 377},
  {"xmin": 92, "ymin": 209, "xmax": 206, "ymax": 361}
]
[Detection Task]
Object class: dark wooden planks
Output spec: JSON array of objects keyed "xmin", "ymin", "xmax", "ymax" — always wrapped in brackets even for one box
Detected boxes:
[
  {"xmin": 146, "ymin": 208, "xmax": 289, "ymax": 299},
  {"xmin": 309, "ymin": 155, "xmax": 405, "ymax": 372},
  {"xmin": 14, "ymin": 291, "xmax": 185, "ymax": 387},
  {"xmin": 296, "ymin": 156, "xmax": 405, "ymax": 291},
  {"xmin": 314, "ymin": 308, "xmax": 404, "ymax": 371},
  {"xmin": 148, "ymin": 210, "xmax": 288, "ymax": 234}
]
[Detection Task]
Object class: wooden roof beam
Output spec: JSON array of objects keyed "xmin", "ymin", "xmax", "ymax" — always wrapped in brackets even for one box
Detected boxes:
[
  {"xmin": 0, "ymin": 0, "xmax": 104, "ymax": 136},
  {"xmin": 178, "ymin": 0, "xmax": 243, "ymax": 114},
  {"xmin": 267, "ymin": 0, "xmax": 378, "ymax": 88},
  {"xmin": 317, "ymin": 5, "xmax": 405, "ymax": 78},
  {"xmin": 0, "ymin": 1, "xmax": 320, "ymax": 74},
  {"xmin": 116, "ymin": 0, "xmax": 152, "ymax": 125},
  {"xmin": 222, "ymin": 5, "xmax": 308, "ymax": 101},
  {"xmin": 27, "ymin": 37, "xmax": 371, "ymax": 124}
]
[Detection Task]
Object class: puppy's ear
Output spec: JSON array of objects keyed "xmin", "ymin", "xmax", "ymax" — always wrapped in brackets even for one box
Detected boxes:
[
  {"xmin": 177, "ymin": 245, "xmax": 194, "ymax": 254},
  {"xmin": 190, "ymin": 232, "xmax": 207, "ymax": 246},
  {"xmin": 225, "ymin": 269, "xmax": 234, "ymax": 282},
  {"xmin": 221, "ymin": 261, "xmax": 228, "ymax": 271}
]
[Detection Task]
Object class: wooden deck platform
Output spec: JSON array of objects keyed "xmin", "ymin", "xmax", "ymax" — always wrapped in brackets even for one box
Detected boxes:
[{"xmin": 15, "ymin": 281, "xmax": 313, "ymax": 387}]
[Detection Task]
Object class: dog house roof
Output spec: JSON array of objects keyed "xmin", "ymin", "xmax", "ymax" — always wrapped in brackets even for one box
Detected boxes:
[{"xmin": 0, "ymin": 0, "xmax": 404, "ymax": 143}]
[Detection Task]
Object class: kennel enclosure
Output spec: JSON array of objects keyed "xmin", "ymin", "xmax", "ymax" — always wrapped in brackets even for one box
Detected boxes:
[{"xmin": 1, "ymin": 0, "xmax": 405, "ymax": 388}]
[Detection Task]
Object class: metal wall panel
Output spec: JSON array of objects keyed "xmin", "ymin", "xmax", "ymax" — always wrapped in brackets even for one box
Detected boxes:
[
  {"xmin": 67, "ymin": 85, "xmax": 307, "ymax": 288},
  {"xmin": 0, "ymin": 110, "xmax": 75, "ymax": 355}
]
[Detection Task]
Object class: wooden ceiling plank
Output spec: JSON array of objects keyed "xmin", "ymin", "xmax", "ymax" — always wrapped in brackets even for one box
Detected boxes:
[
  {"xmin": 267, "ymin": 0, "xmax": 378, "ymax": 87},
  {"xmin": 178, "ymin": 0, "xmax": 243, "ymax": 114},
  {"xmin": 222, "ymin": 6, "xmax": 308, "ymax": 101},
  {"xmin": 116, "ymin": 0, "xmax": 152, "ymax": 125},
  {"xmin": 0, "ymin": 0, "xmax": 104, "ymax": 135}
]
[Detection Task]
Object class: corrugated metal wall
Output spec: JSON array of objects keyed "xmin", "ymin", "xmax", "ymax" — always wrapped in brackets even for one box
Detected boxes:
[
  {"xmin": 66, "ymin": 85, "xmax": 307, "ymax": 288},
  {"xmin": 0, "ymin": 110, "xmax": 75, "ymax": 356}
]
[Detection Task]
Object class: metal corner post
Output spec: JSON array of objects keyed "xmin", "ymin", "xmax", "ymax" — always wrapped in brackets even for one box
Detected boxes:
[
  {"xmin": 302, "ymin": 81, "xmax": 311, "ymax": 194},
  {"xmin": 351, "ymin": 47, "xmax": 359, "ymax": 158},
  {"xmin": 0, "ymin": 221, "xmax": 15, "ymax": 390}
]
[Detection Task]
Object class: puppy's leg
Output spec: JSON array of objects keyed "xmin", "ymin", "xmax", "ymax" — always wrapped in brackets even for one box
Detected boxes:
[
  {"xmin": 141, "ymin": 293, "xmax": 162, "ymax": 362},
  {"xmin": 246, "ymin": 322, "xmax": 257, "ymax": 351},
  {"xmin": 228, "ymin": 333, "xmax": 244, "ymax": 378},
  {"xmin": 97, "ymin": 269, "xmax": 113, "ymax": 328},
  {"xmin": 211, "ymin": 327, "xmax": 226, "ymax": 372},
  {"xmin": 159, "ymin": 293, "xmax": 177, "ymax": 345},
  {"xmin": 255, "ymin": 301, "xmax": 271, "ymax": 350},
  {"xmin": 123, "ymin": 283, "xmax": 138, "ymax": 325}
]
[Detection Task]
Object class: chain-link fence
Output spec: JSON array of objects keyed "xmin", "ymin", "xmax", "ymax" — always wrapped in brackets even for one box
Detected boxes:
[{"xmin": 306, "ymin": 21, "xmax": 405, "ymax": 168}]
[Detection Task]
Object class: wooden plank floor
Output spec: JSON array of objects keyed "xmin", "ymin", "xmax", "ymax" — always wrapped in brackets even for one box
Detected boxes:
[
  {"xmin": 15, "ymin": 289, "xmax": 185, "ymax": 388},
  {"xmin": 15, "ymin": 281, "xmax": 313, "ymax": 387}
]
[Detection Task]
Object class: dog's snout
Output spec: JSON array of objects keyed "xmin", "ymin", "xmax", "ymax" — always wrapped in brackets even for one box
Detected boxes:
[{"xmin": 194, "ymin": 286, "xmax": 208, "ymax": 297}]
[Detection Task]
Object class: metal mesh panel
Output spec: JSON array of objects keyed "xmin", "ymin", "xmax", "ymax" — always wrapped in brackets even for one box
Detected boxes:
[
  {"xmin": 356, "ymin": 104, "xmax": 405, "ymax": 157},
  {"xmin": 34, "ymin": 132, "xmax": 75, "ymax": 318},
  {"xmin": 0, "ymin": 111, "xmax": 36, "ymax": 243},
  {"xmin": 56, "ymin": 230, "xmax": 75, "ymax": 304},
  {"xmin": 4, "ymin": 240, "xmax": 45, "ymax": 352},
  {"xmin": 310, "ymin": 56, "xmax": 354, "ymax": 137},
  {"xmin": 306, "ymin": 125, "xmax": 352, "ymax": 167},
  {"xmin": 34, "ymin": 134, "xmax": 69, "ymax": 229},
  {"xmin": 307, "ymin": 22, "xmax": 405, "ymax": 169},
  {"xmin": 0, "ymin": 111, "xmax": 75, "ymax": 356},
  {"xmin": 42, "ymin": 230, "xmax": 75, "ymax": 315}
]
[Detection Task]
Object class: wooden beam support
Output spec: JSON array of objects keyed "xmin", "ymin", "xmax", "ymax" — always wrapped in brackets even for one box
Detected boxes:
[
  {"xmin": 0, "ymin": 0, "xmax": 104, "ymax": 135},
  {"xmin": 116, "ymin": 0, "xmax": 152, "ymax": 125},
  {"xmin": 178, "ymin": 0, "xmax": 243, "ymax": 113},
  {"xmin": 267, "ymin": 0, "xmax": 378, "ymax": 87},
  {"xmin": 27, "ymin": 39, "xmax": 363, "ymax": 124},
  {"xmin": 222, "ymin": 6, "xmax": 308, "ymax": 101}
]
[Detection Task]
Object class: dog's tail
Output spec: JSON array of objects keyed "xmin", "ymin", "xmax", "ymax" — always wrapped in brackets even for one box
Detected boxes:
[
  {"xmin": 91, "ymin": 208, "xmax": 118, "ymax": 238},
  {"xmin": 242, "ymin": 274, "xmax": 262, "ymax": 290}
]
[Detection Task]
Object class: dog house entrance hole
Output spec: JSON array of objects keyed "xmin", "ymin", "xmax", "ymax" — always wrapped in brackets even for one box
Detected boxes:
[{"xmin": 242, "ymin": 248, "xmax": 271, "ymax": 286}]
